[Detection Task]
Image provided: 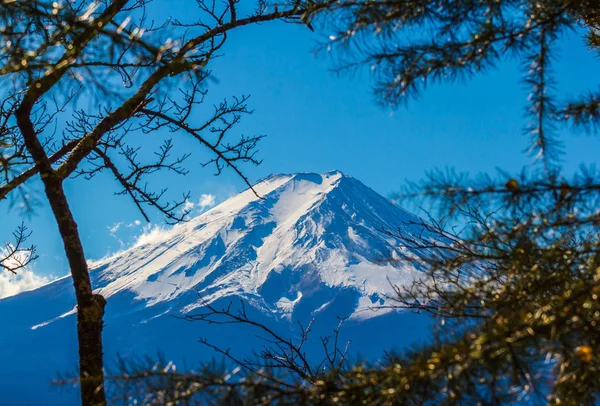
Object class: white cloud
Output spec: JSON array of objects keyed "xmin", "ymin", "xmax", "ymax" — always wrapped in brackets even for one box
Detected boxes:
[
  {"xmin": 0, "ymin": 247, "xmax": 50, "ymax": 300},
  {"xmin": 0, "ymin": 246, "xmax": 54, "ymax": 299},
  {"xmin": 94, "ymin": 192, "xmax": 218, "ymax": 265},
  {"xmin": 198, "ymin": 194, "xmax": 216, "ymax": 210},
  {"xmin": 108, "ymin": 220, "xmax": 143, "ymax": 249},
  {"xmin": 0, "ymin": 269, "xmax": 49, "ymax": 299},
  {"xmin": 127, "ymin": 220, "xmax": 142, "ymax": 228},
  {"xmin": 88, "ymin": 223, "xmax": 172, "ymax": 268},
  {"xmin": 181, "ymin": 199, "xmax": 196, "ymax": 213},
  {"xmin": 108, "ymin": 222, "xmax": 122, "ymax": 235},
  {"xmin": 132, "ymin": 224, "xmax": 171, "ymax": 248},
  {"xmin": 178, "ymin": 194, "xmax": 216, "ymax": 217}
]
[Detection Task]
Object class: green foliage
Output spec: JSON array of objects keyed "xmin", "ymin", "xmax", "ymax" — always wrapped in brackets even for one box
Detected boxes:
[
  {"xmin": 308, "ymin": 1, "xmax": 600, "ymax": 403},
  {"xmin": 318, "ymin": 0, "xmax": 600, "ymax": 169}
]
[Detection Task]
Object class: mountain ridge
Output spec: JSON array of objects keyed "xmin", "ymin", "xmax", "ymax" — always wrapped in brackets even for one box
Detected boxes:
[
  {"xmin": 0, "ymin": 171, "xmax": 434, "ymax": 405},
  {"xmin": 88, "ymin": 170, "xmax": 424, "ymax": 320},
  {"xmin": 26, "ymin": 170, "xmax": 430, "ymax": 329}
]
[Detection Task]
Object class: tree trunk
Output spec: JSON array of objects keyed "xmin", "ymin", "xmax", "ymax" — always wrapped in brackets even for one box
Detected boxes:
[
  {"xmin": 44, "ymin": 176, "xmax": 107, "ymax": 405},
  {"xmin": 16, "ymin": 112, "xmax": 107, "ymax": 406}
]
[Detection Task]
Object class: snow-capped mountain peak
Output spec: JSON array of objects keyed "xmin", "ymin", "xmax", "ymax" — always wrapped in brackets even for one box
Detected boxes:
[
  {"xmin": 81, "ymin": 171, "xmax": 424, "ymax": 321},
  {"xmin": 0, "ymin": 171, "xmax": 434, "ymax": 405}
]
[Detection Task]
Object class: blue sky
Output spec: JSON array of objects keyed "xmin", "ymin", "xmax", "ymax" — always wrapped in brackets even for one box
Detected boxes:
[{"xmin": 1, "ymin": 2, "xmax": 600, "ymax": 287}]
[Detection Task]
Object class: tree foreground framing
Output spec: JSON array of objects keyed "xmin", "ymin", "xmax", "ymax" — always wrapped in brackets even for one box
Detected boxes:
[{"xmin": 0, "ymin": 1, "xmax": 326, "ymax": 404}]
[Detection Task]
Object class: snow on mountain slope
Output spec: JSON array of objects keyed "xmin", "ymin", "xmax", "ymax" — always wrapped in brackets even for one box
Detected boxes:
[
  {"xmin": 32, "ymin": 170, "xmax": 430, "ymax": 328},
  {"xmin": 0, "ymin": 171, "xmax": 437, "ymax": 405},
  {"xmin": 89, "ymin": 171, "xmax": 426, "ymax": 319}
]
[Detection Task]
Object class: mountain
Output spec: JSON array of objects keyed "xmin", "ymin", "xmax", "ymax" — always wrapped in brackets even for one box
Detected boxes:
[{"xmin": 0, "ymin": 171, "xmax": 433, "ymax": 405}]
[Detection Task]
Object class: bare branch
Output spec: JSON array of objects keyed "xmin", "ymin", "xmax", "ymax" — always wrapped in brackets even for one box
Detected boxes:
[{"xmin": 0, "ymin": 223, "xmax": 37, "ymax": 274}]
